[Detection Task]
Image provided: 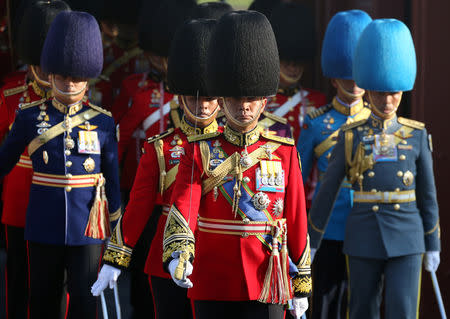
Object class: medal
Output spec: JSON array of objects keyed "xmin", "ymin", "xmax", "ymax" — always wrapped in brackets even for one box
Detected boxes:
[
  {"xmin": 403, "ymin": 170, "xmax": 414, "ymax": 186},
  {"xmin": 65, "ymin": 137, "xmax": 75, "ymax": 149},
  {"xmin": 272, "ymin": 199, "xmax": 284, "ymax": 216},
  {"xmin": 240, "ymin": 149, "xmax": 252, "ymax": 168},
  {"xmin": 43, "ymin": 151, "xmax": 48, "ymax": 164},
  {"xmin": 83, "ymin": 157, "xmax": 96, "ymax": 173},
  {"xmin": 252, "ymin": 192, "xmax": 271, "ymax": 210}
]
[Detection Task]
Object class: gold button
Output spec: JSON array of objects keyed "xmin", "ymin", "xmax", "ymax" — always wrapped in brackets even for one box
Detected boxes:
[
  {"xmin": 397, "ymin": 171, "xmax": 403, "ymax": 177},
  {"xmin": 401, "ymin": 140, "xmax": 407, "ymax": 145},
  {"xmin": 357, "ymin": 127, "xmax": 363, "ymax": 131},
  {"xmin": 66, "ymin": 173, "xmax": 73, "ymax": 178},
  {"xmin": 372, "ymin": 205, "xmax": 379, "ymax": 212},
  {"xmin": 399, "ymin": 154, "xmax": 406, "ymax": 160},
  {"xmin": 241, "ymin": 232, "xmax": 249, "ymax": 238},
  {"xmin": 65, "ymin": 186, "xmax": 72, "ymax": 192},
  {"xmin": 368, "ymin": 171, "xmax": 375, "ymax": 177},
  {"xmin": 395, "ymin": 188, "xmax": 400, "ymax": 192},
  {"xmin": 65, "ymin": 161, "xmax": 72, "ymax": 167},
  {"xmin": 394, "ymin": 204, "xmax": 400, "ymax": 210},
  {"xmin": 65, "ymin": 150, "xmax": 71, "ymax": 156},
  {"xmin": 371, "ymin": 189, "xmax": 377, "ymax": 193},
  {"xmin": 243, "ymin": 218, "xmax": 250, "ymax": 224}
]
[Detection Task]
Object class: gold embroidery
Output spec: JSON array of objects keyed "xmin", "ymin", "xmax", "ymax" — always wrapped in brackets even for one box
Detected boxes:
[
  {"xmin": 223, "ymin": 125, "xmax": 260, "ymax": 146},
  {"xmin": 292, "ymin": 276, "xmax": 312, "ymax": 294},
  {"xmin": 180, "ymin": 116, "xmax": 218, "ymax": 136}
]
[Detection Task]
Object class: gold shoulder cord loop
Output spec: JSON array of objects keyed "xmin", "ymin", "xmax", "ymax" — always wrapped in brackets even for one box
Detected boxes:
[
  {"xmin": 154, "ymin": 139, "xmax": 166, "ymax": 195},
  {"xmin": 199, "ymin": 141, "xmax": 212, "ymax": 177}
]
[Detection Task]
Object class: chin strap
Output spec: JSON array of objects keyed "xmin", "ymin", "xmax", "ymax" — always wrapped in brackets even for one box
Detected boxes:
[
  {"xmin": 221, "ymin": 98, "xmax": 264, "ymax": 131},
  {"xmin": 367, "ymin": 91, "xmax": 399, "ymax": 120},
  {"xmin": 335, "ymin": 79, "xmax": 365, "ymax": 101},
  {"xmin": 51, "ymin": 75, "xmax": 87, "ymax": 97},
  {"xmin": 30, "ymin": 65, "xmax": 51, "ymax": 88},
  {"xmin": 181, "ymin": 95, "xmax": 219, "ymax": 127}
]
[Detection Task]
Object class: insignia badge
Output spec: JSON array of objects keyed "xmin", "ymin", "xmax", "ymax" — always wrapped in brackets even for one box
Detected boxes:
[
  {"xmin": 240, "ymin": 149, "xmax": 252, "ymax": 168},
  {"xmin": 43, "ymin": 151, "xmax": 48, "ymax": 164},
  {"xmin": 252, "ymin": 192, "xmax": 271, "ymax": 211},
  {"xmin": 169, "ymin": 145, "xmax": 185, "ymax": 158},
  {"xmin": 273, "ymin": 199, "xmax": 284, "ymax": 216},
  {"xmin": 83, "ymin": 157, "xmax": 96, "ymax": 173},
  {"xmin": 256, "ymin": 161, "xmax": 285, "ymax": 192},
  {"xmin": 373, "ymin": 133, "xmax": 397, "ymax": 162},
  {"xmin": 403, "ymin": 170, "xmax": 414, "ymax": 186},
  {"xmin": 36, "ymin": 121, "xmax": 51, "ymax": 128}
]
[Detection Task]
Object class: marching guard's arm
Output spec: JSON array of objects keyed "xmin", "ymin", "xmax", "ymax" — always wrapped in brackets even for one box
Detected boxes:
[
  {"xmin": 285, "ymin": 145, "xmax": 312, "ymax": 297},
  {"xmin": 416, "ymin": 128, "xmax": 440, "ymax": 251},
  {"xmin": 117, "ymin": 99, "xmax": 146, "ymax": 163},
  {"xmin": 162, "ymin": 142, "xmax": 203, "ymax": 272},
  {"xmin": 308, "ymin": 130, "xmax": 347, "ymax": 249},
  {"xmin": 0, "ymin": 110, "xmax": 31, "ymax": 178},
  {"xmin": 297, "ymin": 115, "xmax": 317, "ymax": 180}
]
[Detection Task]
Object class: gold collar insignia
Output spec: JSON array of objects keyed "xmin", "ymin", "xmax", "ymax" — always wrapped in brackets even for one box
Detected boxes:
[
  {"xmin": 180, "ymin": 116, "xmax": 218, "ymax": 136},
  {"xmin": 223, "ymin": 125, "xmax": 260, "ymax": 147},
  {"xmin": 332, "ymin": 97, "xmax": 364, "ymax": 116},
  {"xmin": 369, "ymin": 113, "xmax": 397, "ymax": 130},
  {"xmin": 52, "ymin": 99, "xmax": 83, "ymax": 115}
]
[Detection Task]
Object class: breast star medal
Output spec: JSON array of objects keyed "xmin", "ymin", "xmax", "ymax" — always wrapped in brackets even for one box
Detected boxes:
[{"xmin": 83, "ymin": 157, "xmax": 95, "ymax": 173}]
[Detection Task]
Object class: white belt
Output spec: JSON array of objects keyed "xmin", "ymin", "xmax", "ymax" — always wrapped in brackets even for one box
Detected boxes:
[{"xmin": 354, "ymin": 190, "xmax": 416, "ymax": 203}]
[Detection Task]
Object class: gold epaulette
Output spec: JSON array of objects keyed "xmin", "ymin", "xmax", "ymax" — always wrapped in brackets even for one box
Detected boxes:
[
  {"xmin": 398, "ymin": 117, "xmax": 425, "ymax": 130},
  {"xmin": 261, "ymin": 132, "xmax": 294, "ymax": 145},
  {"xmin": 341, "ymin": 119, "xmax": 368, "ymax": 131},
  {"xmin": 147, "ymin": 128, "xmax": 175, "ymax": 143},
  {"xmin": 262, "ymin": 111, "xmax": 288, "ymax": 124},
  {"xmin": 3, "ymin": 84, "xmax": 28, "ymax": 97},
  {"xmin": 88, "ymin": 103, "xmax": 112, "ymax": 117},
  {"xmin": 307, "ymin": 104, "xmax": 333, "ymax": 120},
  {"xmin": 187, "ymin": 131, "xmax": 221, "ymax": 143},
  {"xmin": 19, "ymin": 98, "xmax": 46, "ymax": 110}
]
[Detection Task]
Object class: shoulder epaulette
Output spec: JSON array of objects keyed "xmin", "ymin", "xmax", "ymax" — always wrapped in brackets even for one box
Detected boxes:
[
  {"xmin": 262, "ymin": 111, "xmax": 288, "ymax": 124},
  {"xmin": 3, "ymin": 84, "xmax": 28, "ymax": 97},
  {"xmin": 307, "ymin": 104, "xmax": 333, "ymax": 120},
  {"xmin": 88, "ymin": 103, "xmax": 112, "ymax": 117},
  {"xmin": 398, "ymin": 117, "xmax": 425, "ymax": 130},
  {"xmin": 188, "ymin": 131, "xmax": 221, "ymax": 143},
  {"xmin": 261, "ymin": 132, "xmax": 294, "ymax": 145},
  {"xmin": 19, "ymin": 98, "xmax": 46, "ymax": 110},
  {"xmin": 341, "ymin": 119, "xmax": 368, "ymax": 131},
  {"xmin": 147, "ymin": 128, "xmax": 175, "ymax": 143}
]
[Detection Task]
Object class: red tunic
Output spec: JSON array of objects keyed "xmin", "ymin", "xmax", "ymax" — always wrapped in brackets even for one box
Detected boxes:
[
  {"xmin": 163, "ymin": 127, "xmax": 311, "ymax": 301},
  {"xmin": 0, "ymin": 81, "xmax": 49, "ymax": 227},
  {"xmin": 117, "ymin": 79, "xmax": 176, "ymax": 191}
]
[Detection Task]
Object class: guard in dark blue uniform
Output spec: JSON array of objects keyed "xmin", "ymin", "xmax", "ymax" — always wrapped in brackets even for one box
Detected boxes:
[
  {"xmin": 308, "ymin": 19, "xmax": 440, "ymax": 319},
  {"xmin": 0, "ymin": 11, "xmax": 121, "ymax": 319},
  {"xmin": 297, "ymin": 11, "xmax": 372, "ymax": 319}
]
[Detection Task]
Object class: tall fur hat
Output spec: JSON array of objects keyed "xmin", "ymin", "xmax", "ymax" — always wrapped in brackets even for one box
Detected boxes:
[
  {"xmin": 189, "ymin": 2, "xmax": 233, "ymax": 20},
  {"xmin": 207, "ymin": 11, "xmax": 279, "ymax": 97},
  {"xmin": 353, "ymin": 19, "xmax": 416, "ymax": 91},
  {"xmin": 41, "ymin": 11, "xmax": 103, "ymax": 78}
]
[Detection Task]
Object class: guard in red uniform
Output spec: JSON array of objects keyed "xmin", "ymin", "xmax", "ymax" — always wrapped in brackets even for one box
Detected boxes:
[
  {"xmin": 162, "ymin": 11, "xmax": 311, "ymax": 319},
  {"xmin": 0, "ymin": 3, "xmax": 70, "ymax": 318},
  {"xmin": 116, "ymin": 0, "xmax": 196, "ymax": 202},
  {"xmin": 92, "ymin": 19, "xmax": 221, "ymax": 319},
  {"xmin": 87, "ymin": 0, "xmax": 147, "ymax": 108}
]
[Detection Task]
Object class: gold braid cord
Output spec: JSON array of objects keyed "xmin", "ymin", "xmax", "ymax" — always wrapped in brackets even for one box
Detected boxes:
[
  {"xmin": 162, "ymin": 205, "xmax": 195, "ymax": 264},
  {"xmin": 102, "ymin": 217, "xmax": 133, "ymax": 269},
  {"xmin": 292, "ymin": 235, "xmax": 312, "ymax": 297}
]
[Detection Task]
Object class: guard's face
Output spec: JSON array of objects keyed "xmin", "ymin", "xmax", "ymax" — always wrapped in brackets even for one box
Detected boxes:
[
  {"xmin": 180, "ymin": 95, "xmax": 219, "ymax": 127},
  {"xmin": 368, "ymin": 91, "xmax": 403, "ymax": 119},
  {"xmin": 333, "ymin": 79, "xmax": 365, "ymax": 96},
  {"xmin": 219, "ymin": 97, "xmax": 267, "ymax": 132},
  {"xmin": 51, "ymin": 74, "xmax": 88, "ymax": 105},
  {"xmin": 279, "ymin": 60, "xmax": 303, "ymax": 86}
]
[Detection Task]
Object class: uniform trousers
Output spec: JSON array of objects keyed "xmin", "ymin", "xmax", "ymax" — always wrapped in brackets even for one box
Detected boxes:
[
  {"xmin": 5, "ymin": 226, "xmax": 28, "ymax": 319},
  {"xmin": 150, "ymin": 276, "xmax": 192, "ymax": 319},
  {"xmin": 347, "ymin": 254, "xmax": 423, "ymax": 319},
  {"xmin": 310, "ymin": 239, "xmax": 347, "ymax": 319},
  {"xmin": 194, "ymin": 300, "xmax": 284, "ymax": 319},
  {"xmin": 27, "ymin": 242, "xmax": 102, "ymax": 319}
]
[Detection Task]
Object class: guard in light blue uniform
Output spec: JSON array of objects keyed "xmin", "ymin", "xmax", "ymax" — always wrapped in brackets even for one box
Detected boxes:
[
  {"xmin": 308, "ymin": 19, "xmax": 440, "ymax": 319},
  {"xmin": 298, "ymin": 11, "xmax": 371, "ymax": 319},
  {"xmin": 0, "ymin": 11, "xmax": 121, "ymax": 318}
]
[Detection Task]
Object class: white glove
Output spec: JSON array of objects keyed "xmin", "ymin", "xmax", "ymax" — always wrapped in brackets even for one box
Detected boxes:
[
  {"xmin": 310, "ymin": 248, "xmax": 317, "ymax": 263},
  {"xmin": 290, "ymin": 297, "xmax": 308, "ymax": 319},
  {"xmin": 424, "ymin": 251, "xmax": 440, "ymax": 272},
  {"xmin": 168, "ymin": 251, "xmax": 193, "ymax": 288},
  {"xmin": 91, "ymin": 264, "xmax": 122, "ymax": 296}
]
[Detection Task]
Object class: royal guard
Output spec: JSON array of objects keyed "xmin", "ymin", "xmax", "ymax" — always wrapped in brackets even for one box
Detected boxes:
[
  {"xmin": 115, "ymin": 0, "xmax": 196, "ymax": 204},
  {"xmin": 308, "ymin": 19, "xmax": 440, "ymax": 319},
  {"xmin": 297, "ymin": 10, "xmax": 372, "ymax": 319},
  {"xmin": 87, "ymin": 0, "xmax": 147, "ymax": 108},
  {"xmin": 0, "ymin": 11, "xmax": 121, "ymax": 318},
  {"xmin": 92, "ymin": 19, "xmax": 221, "ymax": 319},
  {"xmin": 161, "ymin": 11, "xmax": 311, "ymax": 319},
  {"xmin": 0, "ymin": 2, "xmax": 70, "ymax": 318}
]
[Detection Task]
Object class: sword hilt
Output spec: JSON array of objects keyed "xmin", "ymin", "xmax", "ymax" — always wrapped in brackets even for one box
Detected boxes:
[{"xmin": 174, "ymin": 251, "xmax": 189, "ymax": 281}]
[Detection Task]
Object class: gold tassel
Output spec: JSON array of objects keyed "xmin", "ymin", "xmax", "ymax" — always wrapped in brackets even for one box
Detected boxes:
[
  {"xmin": 154, "ymin": 139, "xmax": 166, "ymax": 195},
  {"xmin": 84, "ymin": 176, "xmax": 111, "ymax": 240}
]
